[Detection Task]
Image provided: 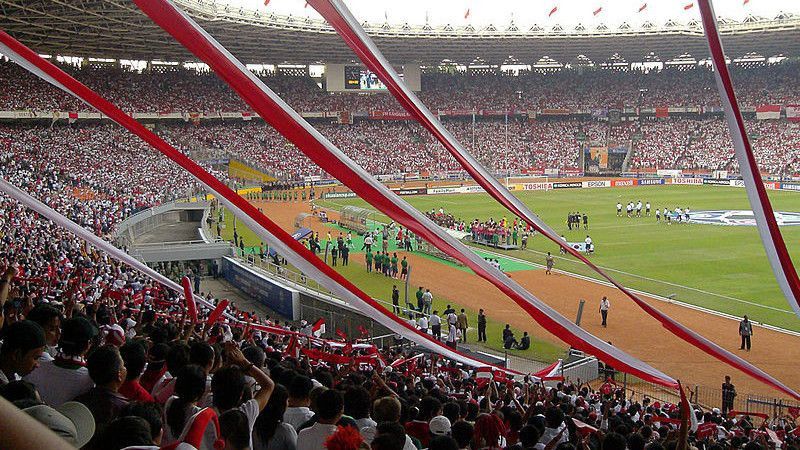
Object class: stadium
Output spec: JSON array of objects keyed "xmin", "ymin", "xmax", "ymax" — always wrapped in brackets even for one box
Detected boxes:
[{"xmin": 1, "ymin": 0, "xmax": 800, "ymax": 449}]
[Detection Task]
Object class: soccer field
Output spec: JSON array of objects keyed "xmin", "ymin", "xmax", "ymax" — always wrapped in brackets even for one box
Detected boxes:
[{"xmin": 317, "ymin": 185, "xmax": 800, "ymax": 332}]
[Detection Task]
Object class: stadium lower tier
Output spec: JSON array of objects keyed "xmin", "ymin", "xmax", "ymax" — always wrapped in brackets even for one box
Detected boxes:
[{"xmin": 2, "ymin": 117, "xmax": 800, "ymax": 181}]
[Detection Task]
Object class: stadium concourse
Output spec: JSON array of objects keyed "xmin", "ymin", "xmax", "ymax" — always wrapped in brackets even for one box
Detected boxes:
[{"xmin": 3, "ymin": 3, "xmax": 800, "ymax": 450}]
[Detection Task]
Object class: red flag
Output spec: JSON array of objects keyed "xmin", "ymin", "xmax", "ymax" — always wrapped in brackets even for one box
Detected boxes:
[
  {"xmin": 284, "ymin": 335, "xmax": 300, "ymax": 359},
  {"xmin": 335, "ymin": 328, "xmax": 348, "ymax": 341},
  {"xmin": 638, "ymin": 3, "xmax": 648, "ymax": 12},
  {"xmin": 593, "ymin": 7, "xmax": 602, "ymax": 16},
  {"xmin": 742, "ymin": 0, "xmax": 749, "ymax": 4},
  {"xmin": 357, "ymin": 324, "xmax": 369, "ymax": 338},
  {"xmin": 683, "ymin": 2, "xmax": 694, "ymax": 10},
  {"xmin": 312, "ymin": 318, "xmax": 325, "ymax": 337},
  {"xmin": 548, "ymin": 6, "xmax": 558, "ymax": 17},
  {"xmin": 181, "ymin": 276, "xmax": 197, "ymax": 322},
  {"xmin": 677, "ymin": 381, "xmax": 690, "ymax": 450},
  {"xmin": 263, "ymin": 0, "xmax": 270, "ymax": 5},
  {"xmin": 695, "ymin": 422, "xmax": 717, "ymax": 440},
  {"xmin": 464, "ymin": 8, "xmax": 470, "ymax": 19},
  {"xmin": 206, "ymin": 299, "xmax": 229, "ymax": 327}
]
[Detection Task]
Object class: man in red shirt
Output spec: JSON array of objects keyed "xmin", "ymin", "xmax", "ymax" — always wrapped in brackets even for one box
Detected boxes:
[
  {"xmin": 119, "ymin": 341, "xmax": 153, "ymax": 402},
  {"xmin": 405, "ymin": 396, "xmax": 441, "ymax": 448}
]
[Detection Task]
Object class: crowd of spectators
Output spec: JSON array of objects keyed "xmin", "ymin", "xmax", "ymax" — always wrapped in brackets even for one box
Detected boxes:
[
  {"xmin": 2, "ymin": 60, "xmax": 799, "ymax": 113},
  {"xmin": 1, "ymin": 60, "xmax": 800, "ymax": 450}
]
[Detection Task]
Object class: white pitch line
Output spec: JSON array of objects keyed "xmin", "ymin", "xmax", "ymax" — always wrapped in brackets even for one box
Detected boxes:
[
  {"xmin": 474, "ymin": 246, "xmax": 800, "ymax": 337},
  {"xmin": 512, "ymin": 247, "xmax": 794, "ymax": 315}
]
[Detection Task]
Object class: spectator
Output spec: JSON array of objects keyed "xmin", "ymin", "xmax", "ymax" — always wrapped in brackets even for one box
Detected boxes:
[
  {"xmin": 297, "ymin": 388, "xmax": 344, "ymax": 450},
  {"xmin": 0, "ymin": 320, "xmax": 46, "ymax": 386}
]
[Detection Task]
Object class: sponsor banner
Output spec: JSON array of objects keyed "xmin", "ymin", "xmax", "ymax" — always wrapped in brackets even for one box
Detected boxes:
[
  {"xmin": 392, "ymin": 187, "xmax": 427, "ymax": 196},
  {"xmin": 301, "ymin": 111, "xmax": 327, "ymax": 118},
  {"xmin": 781, "ymin": 183, "xmax": 800, "ymax": 191},
  {"xmin": 787, "ymin": 105, "xmax": 800, "ymax": 122},
  {"xmin": 562, "ymin": 168, "xmax": 584, "ymax": 177},
  {"xmin": 428, "ymin": 186, "xmax": 459, "ymax": 195},
  {"xmin": 764, "ymin": 182, "xmax": 779, "ymax": 190},
  {"xmin": 521, "ymin": 167, "xmax": 545, "ymax": 176},
  {"xmin": 703, "ymin": 178, "xmax": 731, "ymax": 186},
  {"xmin": 479, "ymin": 109, "xmax": 513, "ymax": 117},
  {"xmin": 611, "ymin": 179, "xmax": 637, "ymax": 187},
  {"xmin": 730, "ymin": 179, "xmax": 745, "ymax": 187},
  {"xmin": 322, "ymin": 191, "xmax": 357, "ymax": 199},
  {"xmin": 540, "ymin": 108, "xmax": 572, "ymax": 115},
  {"xmin": 637, "ymin": 179, "xmax": 665, "ymax": 186},
  {"xmin": 552, "ymin": 182, "xmax": 582, "ymax": 189},
  {"xmin": 657, "ymin": 169, "xmax": 683, "ymax": 177},
  {"xmin": 460, "ymin": 185, "xmax": 486, "ymax": 193},
  {"xmin": 671, "ymin": 177, "xmax": 703, "ymax": 185},
  {"xmin": 582, "ymin": 180, "xmax": 611, "ymax": 188},
  {"xmin": 369, "ymin": 110, "xmax": 414, "ymax": 120},
  {"xmin": 521, "ymin": 182, "xmax": 553, "ymax": 191},
  {"xmin": 437, "ymin": 109, "xmax": 476, "ymax": 117}
]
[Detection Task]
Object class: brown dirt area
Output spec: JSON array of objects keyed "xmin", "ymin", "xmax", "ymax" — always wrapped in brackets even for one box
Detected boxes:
[{"xmin": 256, "ymin": 197, "xmax": 800, "ymax": 400}]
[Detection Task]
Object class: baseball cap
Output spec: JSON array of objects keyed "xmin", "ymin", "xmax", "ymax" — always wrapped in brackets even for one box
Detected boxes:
[
  {"xmin": 24, "ymin": 401, "xmax": 95, "ymax": 448},
  {"xmin": 429, "ymin": 415, "xmax": 452, "ymax": 436}
]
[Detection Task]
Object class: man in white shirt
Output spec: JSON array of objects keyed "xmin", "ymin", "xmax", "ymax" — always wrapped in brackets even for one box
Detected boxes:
[
  {"xmin": 298, "ymin": 389, "xmax": 343, "ymax": 450},
  {"xmin": 584, "ymin": 235, "xmax": 593, "ymax": 254},
  {"xmin": 599, "ymin": 296, "xmax": 610, "ymax": 328},
  {"xmin": 284, "ymin": 375, "xmax": 315, "ymax": 430},
  {"xmin": 417, "ymin": 314, "xmax": 429, "ymax": 335},
  {"xmin": 422, "ymin": 289, "xmax": 433, "ymax": 315},
  {"xmin": 25, "ymin": 317, "xmax": 96, "ymax": 406},
  {"xmin": 429, "ymin": 312, "xmax": 442, "ymax": 340}
]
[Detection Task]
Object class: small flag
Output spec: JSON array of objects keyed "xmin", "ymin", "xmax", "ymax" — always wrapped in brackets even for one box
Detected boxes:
[
  {"xmin": 464, "ymin": 8, "xmax": 470, "ymax": 19},
  {"xmin": 593, "ymin": 7, "xmax": 602, "ymax": 16},
  {"xmin": 533, "ymin": 359, "xmax": 563, "ymax": 380},
  {"xmin": 357, "ymin": 324, "xmax": 369, "ymax": 337},
  {"xmin": 638, "ymin": 3, "xmax": 648, "ymax": 12},
  {"xmin": 312, "ymin": 318, "xmax": 325, "ymax": 337},
  {"xmin": 548, "ymin": 6, "xmax": 558, "ymax": 17},
  {"xmin": 263, "ymin": 0, "xmax": 270, "ymax": 6},
  {"xmin": 684, "ymin": 2, "xmax": 694, "ymax": 10},
  {"xmin": 743, "ymin": 0, "xmax": 750, "ymax": 4}
]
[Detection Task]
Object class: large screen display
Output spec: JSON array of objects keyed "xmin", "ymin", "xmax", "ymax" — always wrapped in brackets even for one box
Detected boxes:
[{"xmin": 345, "ymin": 65, "xmax": 389, "ymax": 90}]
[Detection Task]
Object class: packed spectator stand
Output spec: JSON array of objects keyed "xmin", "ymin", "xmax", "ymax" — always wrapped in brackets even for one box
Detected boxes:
[{"xmin": 2, "ymin": 59, "xmax": 800, "ymax": 449}]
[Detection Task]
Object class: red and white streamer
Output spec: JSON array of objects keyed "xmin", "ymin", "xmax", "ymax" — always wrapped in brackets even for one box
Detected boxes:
[
  {"xmin": 698, "ymin": 0, "xmax": 800, "ymax": 320},
  {"xmin": 131, "ymin": 0, "xmax": 677, "ymax": 388},
  {"xmin": 533, "ymin": 359, "xmax": 564, "ymax": 381},
  {"xmin": 304, "ymin": 0, "xmax": 799, "ymax": 399},
  {"xmin": 0, "ymin": 31, "xmax": 511, "ymax": 375}
]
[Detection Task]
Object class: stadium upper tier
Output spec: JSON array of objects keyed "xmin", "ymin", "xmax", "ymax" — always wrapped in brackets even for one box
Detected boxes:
[
  {"xmin": 0, "ymin": 62, "xmax": 798, "ymax": 113},
  {"xmin": 0, "ymin": 0, "xmax": 799, "ymax": 64}
]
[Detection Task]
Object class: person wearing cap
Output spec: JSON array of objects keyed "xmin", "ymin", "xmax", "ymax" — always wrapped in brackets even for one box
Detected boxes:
[
  {"xmin": 23, "ymin": 401, "xmax": 96, "ymax": 448},
  {"xmin": 0, "ymin": 320, "xmax": 46, "ymax": 386},
  {"xmin": 25, "ymin": 316, "xmax": 97, "ymax": 407},
  {"xmin": 429, "ymin": 415, "xmax": 452, "ymax": 438}
]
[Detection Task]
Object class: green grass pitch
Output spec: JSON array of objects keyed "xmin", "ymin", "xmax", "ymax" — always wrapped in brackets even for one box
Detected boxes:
[{"xmin": 316, "ymin": 185, "xmax": 800, "ymax": 332}]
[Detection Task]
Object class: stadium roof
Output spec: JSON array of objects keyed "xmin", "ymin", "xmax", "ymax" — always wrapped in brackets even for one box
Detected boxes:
[{"xmin": 1, "ymin": 0, "xmax": 799, "ymax": 66}]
